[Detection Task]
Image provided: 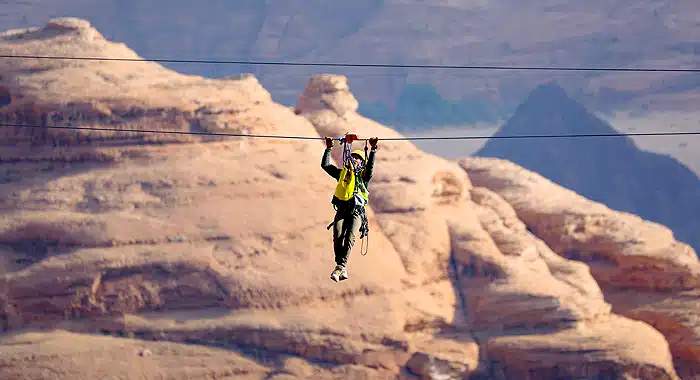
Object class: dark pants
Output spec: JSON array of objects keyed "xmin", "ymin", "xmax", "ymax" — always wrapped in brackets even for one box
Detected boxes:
[{"xmin": 332, "ymin": 208, "xmax": 363, "ymax": 267}]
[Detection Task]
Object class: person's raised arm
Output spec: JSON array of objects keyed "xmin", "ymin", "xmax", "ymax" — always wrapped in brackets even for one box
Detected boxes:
[
  {"xmin": 363, "ymin": 137, "xmax": 378, "ymax": 183},
  {"xmin": 321, "ymin": 137, "xmax": 341, "ymax": 180}
]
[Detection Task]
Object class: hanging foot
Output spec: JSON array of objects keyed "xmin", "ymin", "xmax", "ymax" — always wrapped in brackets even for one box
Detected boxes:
[
  {"xmin": 339, "ymin": 266, "xmax": 349, "ymax": 281},
  {"xmin": 330, "ymin": 265, "xmax": 343, "ymax": 282}
]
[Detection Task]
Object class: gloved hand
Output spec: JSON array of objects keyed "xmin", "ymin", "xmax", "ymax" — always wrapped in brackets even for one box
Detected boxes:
[
  {"xmin": 369, "ymin": 137, "xmax": 379, "ymax": 149},
  {"xmin": 325, "ymin": 137, "xmax": 333, "ymax": 149}
]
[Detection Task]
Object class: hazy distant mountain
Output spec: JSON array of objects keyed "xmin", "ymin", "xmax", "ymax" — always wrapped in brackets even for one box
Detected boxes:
[
  {"xmin": 359, "ymin": 83, "xmax": 504, "ymax": 129},
  {"xmin": 1, "ymin": 0, "xmax": 698, "ymax": 121},
  {"xmin": 477, "ymin": 83, "xmax": 700, "ymax": 253}
]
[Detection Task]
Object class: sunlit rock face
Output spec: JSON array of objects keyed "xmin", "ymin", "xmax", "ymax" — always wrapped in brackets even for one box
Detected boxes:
[{"xmin": 0, "ymin": 19, "xmax": 696, "ymax": 380}]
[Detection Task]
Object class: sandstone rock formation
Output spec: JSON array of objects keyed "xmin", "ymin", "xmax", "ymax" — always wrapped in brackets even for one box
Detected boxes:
[
  {"xmin": 0, "ymin": 330, "xmax": 271, "ymax": 380},
  {"xmin": 462, "ymin": 157, "xmax": 700, "ymax": 379},
  {"xmin": 0, "ymin": 18, "xmax": 468, "ymax": 379},
  {"xmin": 295, "ymin": 74, "xmax": 687, "ymax": 380},
  {"xmin": 0, "ymin": 19, "xmax": 697, "ymax": 380}
]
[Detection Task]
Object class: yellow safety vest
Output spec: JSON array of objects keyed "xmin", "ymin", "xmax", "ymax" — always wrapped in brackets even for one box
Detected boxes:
[{"xmin": 334, "ymin": 167, "xmax": 369, "ymax": 202}]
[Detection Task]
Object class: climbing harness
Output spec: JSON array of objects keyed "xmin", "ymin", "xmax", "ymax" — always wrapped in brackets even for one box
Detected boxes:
[
  {"xmin": 326, "ymin": 204, "xmax": 369, "ymax": 256},
  {"xmin": 326, "ymin": 132, "xmax": 370, "ymax": 256}
]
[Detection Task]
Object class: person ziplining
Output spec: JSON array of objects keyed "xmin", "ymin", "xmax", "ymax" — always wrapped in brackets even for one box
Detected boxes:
[{"xmin": 322, "ymin": 134, "xmax": 379, "ymax": 282}]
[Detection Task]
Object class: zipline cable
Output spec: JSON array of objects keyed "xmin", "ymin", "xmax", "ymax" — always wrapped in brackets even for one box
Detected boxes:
[
  {"xmin": 1, "ymin": 54, "xmax": 699, "ymax": 73},
  {"xmin": 2, "ymin": 122, "xmax": 700, "ymax": 141},
  {"xmin": 0, "ymin": 122, "xmax": 321, "ymax": 140}
]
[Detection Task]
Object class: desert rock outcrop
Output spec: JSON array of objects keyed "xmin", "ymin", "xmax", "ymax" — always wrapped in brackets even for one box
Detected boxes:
[
  {"xmin": 295, "ymin": 73, "xmax": 682, "ymax": 379},
  {"xmin": 462, "ymin": 157, "xmax": 700, "ymax": 379},
  {"xmin": 0, "ymin": 19, "xmax": 696, "ymax": 379}
]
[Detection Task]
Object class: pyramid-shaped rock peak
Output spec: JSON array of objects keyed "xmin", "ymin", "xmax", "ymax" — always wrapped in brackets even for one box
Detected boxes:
[
  {"xmin": 497, "ymin": 82, "xmax": 617, "ymax": 135},
  {"xmin": 478, "ymin": 83, "xmax": 700, "ymax": 253},
  {"xmin": 522, "ymin": 82, "xmax": 570, "ymax": 104}
]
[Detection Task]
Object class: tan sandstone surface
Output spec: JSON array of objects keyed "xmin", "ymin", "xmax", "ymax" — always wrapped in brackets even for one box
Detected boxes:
[
  {"xmin": 461, "ymin": 158, "xmax": 700, "ymax": 379},
  {"xmin": 0, "ymin": 18, "xmax": 696, "ymax": 380}
]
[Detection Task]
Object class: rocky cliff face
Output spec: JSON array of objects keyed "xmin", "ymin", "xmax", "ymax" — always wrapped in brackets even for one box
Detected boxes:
[{"xmin": 0, "ymin": 19, "xmax": 698, "ymax": 380}]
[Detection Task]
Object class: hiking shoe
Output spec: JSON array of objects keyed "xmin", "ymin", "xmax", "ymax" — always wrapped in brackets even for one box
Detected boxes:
[
  {"xmin": 339, "ymin": 266, "xmax": 349, "ymax": 281},
  {"xmin": 330, "ymin": 265, "xmax": 344, "ymax": 282}
]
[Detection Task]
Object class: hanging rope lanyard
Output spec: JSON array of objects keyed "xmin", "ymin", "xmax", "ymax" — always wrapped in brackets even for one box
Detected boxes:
[
  {"xmin": 360, "ymin": 228, "xmax": 369, "ymax": 256},
  {"xmin": 340, "ymin": 133, "xmax": 356, "ymax": 170},
  {"xmin": 337, "ymin": 133, "xmax": 369, "ymax": 256},
  {"xmin": 360, "ymin": 139, "xmax": 369, "ymax": 256}
]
